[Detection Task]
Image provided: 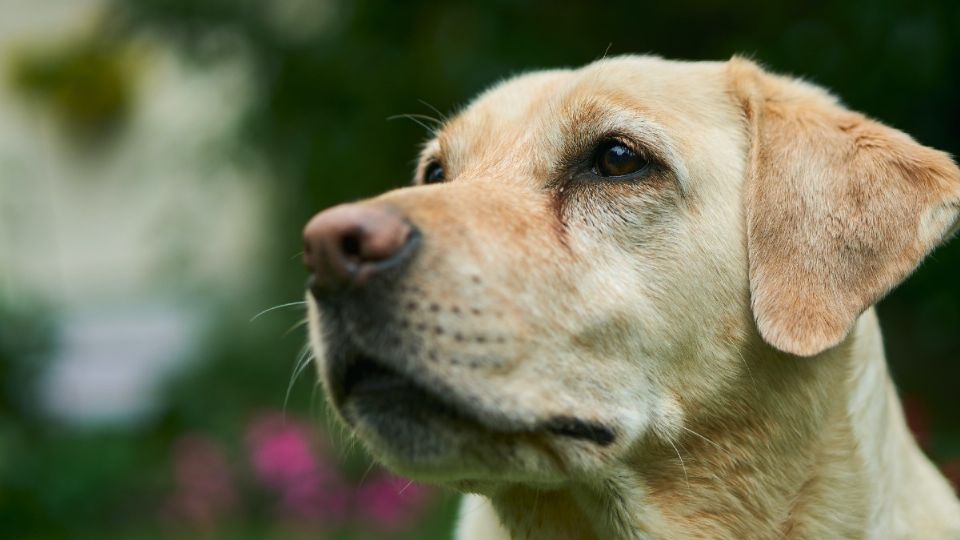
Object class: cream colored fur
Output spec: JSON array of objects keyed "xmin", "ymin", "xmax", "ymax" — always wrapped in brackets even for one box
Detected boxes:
[{"xmin": 307, "ymin": 55, "xmax": 960, "ymax": 539}]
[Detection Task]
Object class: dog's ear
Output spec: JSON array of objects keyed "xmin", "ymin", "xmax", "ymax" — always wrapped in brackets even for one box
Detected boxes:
[{"xmin": 728, "ymin": 57, "xmax": 960, "ymax": 357}]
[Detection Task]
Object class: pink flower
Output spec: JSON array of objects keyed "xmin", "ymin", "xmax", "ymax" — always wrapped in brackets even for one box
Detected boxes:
[
  {"xmin": 244, "ymin": 411, "xmax": 437, "ymax": 533},
  {"xmin": 245, "ymin": 411, "xmax": 349, "ymax": 525},
  {"xmin": 354, "ymin": 472, "xmax": 434, "ymax": 532},
  {"xmin": 162, "ymin": 434, "xmax": 238, "ymax": 530}
]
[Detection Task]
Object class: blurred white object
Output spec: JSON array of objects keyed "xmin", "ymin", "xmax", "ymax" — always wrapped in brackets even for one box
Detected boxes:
[
  {"xmin": 41, "ymin": 305, "xmax": 199, "ymax": 425},
  {"xmin": 0, "ymin": 1, "xmax": 270, "ymax": 426}
]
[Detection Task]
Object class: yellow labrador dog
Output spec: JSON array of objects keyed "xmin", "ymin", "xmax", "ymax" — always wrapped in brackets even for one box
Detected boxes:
[{"xmin": 302, "ymin": 56, "xmax": 960, "ymax": 539}]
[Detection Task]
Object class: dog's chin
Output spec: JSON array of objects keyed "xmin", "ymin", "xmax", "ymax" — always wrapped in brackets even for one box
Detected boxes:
[{"xmin": 325, "ymin": 350, "xmax": 618, "ymax": 482}]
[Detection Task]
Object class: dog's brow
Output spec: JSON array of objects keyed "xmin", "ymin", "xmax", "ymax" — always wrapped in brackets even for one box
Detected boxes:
[
  {"xmin": 564, "ymin": 105, "xmax": 690, "ymax": 195},
  {"xmin": 418, "ymin": 102, "xmax": 690, "ymax": 195},
  {"xmin": 622, "ymin": 119, "xmax": 689, "ymax": 195}
]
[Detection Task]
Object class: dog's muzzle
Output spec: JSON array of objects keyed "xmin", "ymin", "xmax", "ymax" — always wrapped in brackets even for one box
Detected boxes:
[{"xmin": 302, "ymin": 201, "xmax": 616, "ymax": 453}]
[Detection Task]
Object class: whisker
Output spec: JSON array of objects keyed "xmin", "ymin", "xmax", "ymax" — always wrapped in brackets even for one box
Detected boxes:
[
  {"xmin": 387, "ymin": 113, "xmax": 441, "ymax": 133},
  {"xmin": 600, "ymin": 42, "xmax": 613, "ymax": 60},
  {"xmin": 309, "ymin": 380, "xmax": 322, "ymax": 422},
  {"xmin": 250, "ymin": 301, "xmax": 307, "ymax": 322},
  {"xmin": 397, "ymin": 479, "xmax": 415, "ymax": 495},
  {"xmin": 342, "ymin": 431, "xmax": 361, "ymax": 458},
  {"xmin": 417, "ymin": 99, "xmax": 448, "ymax": 123},
  {"xmin": 283, "ymin": 344, "xmax": 314, "ymax": 413},
  {"xmin": 680, "ymin": 426, "xmax": 724, "ymax": 451},
  {"xmin": 333, "ymin": 418, "xmax": 350, "ymax": 461},
  {"xmin": 666, "ymin": 438, "xmax": 689, "ymax": 490},
  {"xmin": 401, "ymin": 111, "xmax": 443, "ymax": 125},
  {"xmin": 328, "ymin": 405, "xmax": 358, "ymax": 459},
  {"xmin": 358, "ymin": 459, "xmax": 378, "ymax": 488},
  {"xmin": 736, "ymin": 349, "xmax": 757, "ymax": 391},
  {"xmin": 283, "ymin": 318, "xmax": 310, "ymax": 338},
  {"xmin": 290, "ymin": 250, "xmax": 304, "ymax": 260}
]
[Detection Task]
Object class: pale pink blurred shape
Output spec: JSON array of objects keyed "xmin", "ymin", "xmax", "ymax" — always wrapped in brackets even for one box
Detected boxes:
[
  {"xmin": 162, "ymin": 433, "xmax": 238, "ymax": 530},
  {"xmin": 355, "ymin": 472, "xmax": 434, "ymax": 532},
  {"xmin": 245, "ymin": 411, "xmax": 349, "ymax": 525},
  {"xmin": 246, "ymin": 411, "xmax": 437, "ymax": 532}
]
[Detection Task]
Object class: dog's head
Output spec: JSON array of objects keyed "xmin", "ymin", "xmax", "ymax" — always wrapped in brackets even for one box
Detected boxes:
[{"xmin": 304, "ymin": 56, "xmax": 960, "ymax": 487}]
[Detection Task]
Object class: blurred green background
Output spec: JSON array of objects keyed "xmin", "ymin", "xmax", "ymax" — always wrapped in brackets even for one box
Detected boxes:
[{"xmin": 1, "ymin": 0, "xmax": 958, "ymax": 538}]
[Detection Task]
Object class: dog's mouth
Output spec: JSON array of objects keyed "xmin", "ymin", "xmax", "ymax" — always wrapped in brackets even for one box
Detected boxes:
[
  {"xmin": 339, "ymin": 353, "xmax": 468, "ymax": 420},
  {"xmin": 332, "ymin": 351, "xmax": 615, "ymax": 447}
]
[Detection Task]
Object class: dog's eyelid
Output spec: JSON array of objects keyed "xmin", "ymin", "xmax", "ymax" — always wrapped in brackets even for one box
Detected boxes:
[
  {"xmin": 600, "ymin": 134, "xmax": 663, "ymax": 169},
  {"xmin": 605, "ymin": 132, "xmax": 688, "ymax": 195}
]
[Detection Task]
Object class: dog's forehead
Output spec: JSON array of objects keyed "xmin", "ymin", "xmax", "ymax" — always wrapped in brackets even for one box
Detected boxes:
[
  {"xmin": 461, "ymin": 57, "xmax": 685, "ymax": 118},
  {"xmin": 434, "ymin": 70, "xmax": 572, "ymax": 169},
  {"xmin": 455, "ymin": 70, "xmax": 572, "ymax": 128},
  {"xmin": 436, "ymin": 56, "xmax": 732, "ymax": 176}
]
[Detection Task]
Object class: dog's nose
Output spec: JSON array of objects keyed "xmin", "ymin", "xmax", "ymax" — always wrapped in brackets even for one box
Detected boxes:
[{"xmin": 303, "ymin": 203, "xmax": 419, "ymax": 294}]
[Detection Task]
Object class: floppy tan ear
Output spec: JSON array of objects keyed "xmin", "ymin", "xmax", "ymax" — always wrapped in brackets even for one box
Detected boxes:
[{"xmin": 728, "ymin": 57, "xmax": 960, "ymax": 357}]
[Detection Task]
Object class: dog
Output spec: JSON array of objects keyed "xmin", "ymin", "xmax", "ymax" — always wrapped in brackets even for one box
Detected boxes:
[{"xmin": 302, "ymin": 55, "xmax": 960, "ymax": 539}]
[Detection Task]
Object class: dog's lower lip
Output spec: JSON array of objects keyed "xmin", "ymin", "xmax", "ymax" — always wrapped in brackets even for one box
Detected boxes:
[
  {"xmin": 340, "ymin": 353, "xmax": 455, "ymax": 407},
  {"xmin": 540, "ymin": 416, "xmax": 616, "ymax": 446},
  {"xmin": 340, "ymin": 353, "xmax": 477, "ymax": 425},
  {"xmin": 342, "ymin": 354, "xmax": 414, "ymax": 397},
  {"xmin": 338, "ymin": 353, "xmax": 616, "ymax": 446}
]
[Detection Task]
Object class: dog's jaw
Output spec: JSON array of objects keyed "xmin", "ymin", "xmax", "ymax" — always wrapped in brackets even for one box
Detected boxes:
[
  {"xmin": 455, "ymin": 311, "xmax": 960, "ymax": 540},
  {"xmin": 307, "ymin": 293, "xmax": 630, "ymax": 484}
]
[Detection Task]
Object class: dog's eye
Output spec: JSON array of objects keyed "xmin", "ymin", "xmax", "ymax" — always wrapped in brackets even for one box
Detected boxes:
[
  {"xmin": 594, "ymin": 140, "xmax": 648, "ymax": 178},
  {"xmin": 424, "ymin": 161, "xmax": 445, "ymax": 184}
]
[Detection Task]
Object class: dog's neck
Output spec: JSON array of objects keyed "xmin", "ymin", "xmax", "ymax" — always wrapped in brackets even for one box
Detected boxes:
[{"xmin": 468, "ymin": 310, "xmax": 953, "ymax": 539}]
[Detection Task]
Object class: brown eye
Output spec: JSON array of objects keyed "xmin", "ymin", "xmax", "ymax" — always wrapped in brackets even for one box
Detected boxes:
[
  {"xmin": 594, "ymin": 140, "xmax": 648, "ymax": 177},
  {"xmin": 424, "ymin": 161, "xmax": 445, "ymax": 184}
]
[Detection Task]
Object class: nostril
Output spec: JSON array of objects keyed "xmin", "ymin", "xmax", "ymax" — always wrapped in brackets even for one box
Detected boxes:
[{"xmin": 341, "ymin": 231, "xmax": 362, "ymax": 258}]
